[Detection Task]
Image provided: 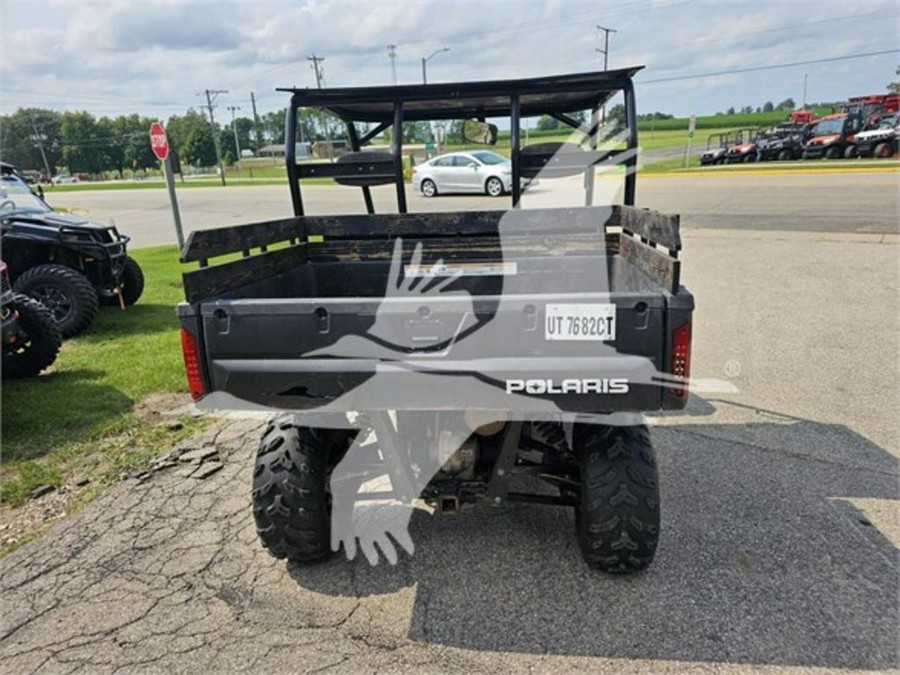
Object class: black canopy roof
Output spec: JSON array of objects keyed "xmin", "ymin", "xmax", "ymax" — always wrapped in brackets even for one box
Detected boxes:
[{"xmin": 279, "ymin": 67, "xmax": 643, "ymax": 122}]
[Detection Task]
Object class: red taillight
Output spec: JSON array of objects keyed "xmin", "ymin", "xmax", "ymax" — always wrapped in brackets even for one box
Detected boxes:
[
  {"xmin": 669, "ymin": 323, "xmax": 692, "ymax": 399},
  {"xmin": 180, "ymin": 329, "xmax": 206, "ymax": 400}
]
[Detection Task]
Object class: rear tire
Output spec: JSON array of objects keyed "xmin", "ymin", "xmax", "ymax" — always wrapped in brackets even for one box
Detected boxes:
[
  {"xmin": 574, "ymin": 424, "xmax": 660, "ymax": 574},
  {"xmin": 777, "ymin": 150, "xmax": 792, "ymax": 161},
  {"xmin": 485, "ymin": 176, "xmax": 505, "ymax": 197},
  {"xmin": 13, "ymin": 264, "xmax": 98, "ymax": 338},
  {"xmin": 844, "ymin": 145, "xmax": 857, "ymax": 159},
  {"xmin": 100, "ymin": 256, "xmax": 145, "ymax": 307},
  {"xmin": 421, "ymin": 179, "xmax": 437, "ymax": 197},
  {"xmin": 252, "ymin": 416, "xmax": 353, "ymax": 562},
  {"xmin": 2, "ymin": 294, "xmax": 62, "ymax": 378},
  {"xmin": 824, "ymin": 145, "xmax": 841, "ymax": 160}
]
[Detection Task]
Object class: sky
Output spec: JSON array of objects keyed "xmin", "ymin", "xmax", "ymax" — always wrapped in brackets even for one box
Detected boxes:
[{"xmin": 1, "ymin": 0, "xmax": 898, "ymax": 121}]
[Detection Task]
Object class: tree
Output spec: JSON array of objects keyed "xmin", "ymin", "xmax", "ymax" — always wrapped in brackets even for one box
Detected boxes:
[
  {"xmin": 166, "ymin": 109, "xmax": 216, "ymax": 167},
  {"xmin": 888, "ymin": 66, "xmax": 900, "ymax": 94},
  {"xmin": 536, "ymin": 115, "xmax": 560, "ymax": 131},
  {"xmin": 776, "ymin": 97, "xmax": 795, "ymax": 111},
  {"xmin": 0, "ymin": 108, "xmax": 62, "ymax": 175},
  {"xmin": 726, "ymin": 106, "xmax": 736, "ymax": 115},
  {"xmin": 115, "ymin": 114, "xmax": 158, "ymax": 174},
  {"xmin": 606, "ymin": 104, "xmax": 626, "ymax": 134},
  {"xmin": 763, "ymin": 101, "xmax": 774, "ymax": 113},
  {"xmin": 60, "ymin": 111, "xmax": 108, "ymax": 175},
  {"xmin": 221, "ymin": 117, "xmax": 255, "ymax": 160}
]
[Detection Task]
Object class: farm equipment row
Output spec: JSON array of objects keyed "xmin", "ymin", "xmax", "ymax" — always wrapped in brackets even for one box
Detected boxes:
[{"xmin": 697, "ymin": 94, "xmax": 899, "ymax": 165}]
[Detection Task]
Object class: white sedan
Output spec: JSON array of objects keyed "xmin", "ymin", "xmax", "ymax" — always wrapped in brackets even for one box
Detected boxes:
[{"xmin": 411, "ymin": 150, "xmax": 528, "ymax": 198}]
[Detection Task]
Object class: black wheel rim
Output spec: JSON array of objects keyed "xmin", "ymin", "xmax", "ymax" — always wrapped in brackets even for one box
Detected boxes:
[{"xmin": 30, "ymin": 285, "xmax": 73, "ymax": 323}]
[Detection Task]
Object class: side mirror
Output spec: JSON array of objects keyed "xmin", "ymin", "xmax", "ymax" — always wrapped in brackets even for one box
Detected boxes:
[
  {"xmin": 467, "ymin": 162, "xmax": 478, "ymax": 169},
  {"xmin": 462, "ymin": 119, "xmax": 499, "ymax": 145}
]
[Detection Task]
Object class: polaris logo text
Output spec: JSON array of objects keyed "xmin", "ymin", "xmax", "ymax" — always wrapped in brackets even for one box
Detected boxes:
[{"xmin": 505, "ymin": 378, "xmax": 630, "ymax": 395}]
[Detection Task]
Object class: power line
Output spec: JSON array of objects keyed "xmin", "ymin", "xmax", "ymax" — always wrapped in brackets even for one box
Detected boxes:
[{"xmin": 640, "ymin": 49, "xmax": 900, "ymax": 84}]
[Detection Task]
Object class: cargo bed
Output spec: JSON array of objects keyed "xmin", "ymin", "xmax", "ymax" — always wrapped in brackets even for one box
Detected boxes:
[{"xmin": 179, "ymin": 206, "xmax": 692, "ymax": 413}]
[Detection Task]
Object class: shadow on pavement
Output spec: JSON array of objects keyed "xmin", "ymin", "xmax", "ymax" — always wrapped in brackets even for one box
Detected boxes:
[{"xmin": 289, "ymin": 414, "xmax": 898, "ymax": 669}]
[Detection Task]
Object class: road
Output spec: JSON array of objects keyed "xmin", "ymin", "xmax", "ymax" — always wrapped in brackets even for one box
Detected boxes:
[
  {"xmin": 50, "ymin": 171, "xmax": 899, "ymax": 250},
  {"xmin": 1, "ymin": 171, "xmax": 898, "ymax": 673}
]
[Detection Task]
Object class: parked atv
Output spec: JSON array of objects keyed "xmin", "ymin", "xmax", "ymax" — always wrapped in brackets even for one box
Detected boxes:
[
  {"xmin": 756, "ymin": 122, "xmax": 810, "ymax": 161},
  {"xmin": 698, "ymin": 132, "xmax": 733, "ymax": 165},
  {"xmin": 0, "ymin": 173, "xmax": 144, "ymax": 338},
  {"xmin": 854, "ymin": 114, "xmax": 898, "ymax": 158},
  {"xmin": 724, "ymin": 128, "xmax": 760, "ymax": 163},
  {"xmin": 802, "ymin": 113, "xmax": 863, "ymax": 159},
  {"xmin": 1, "ymin": 261, "xmax": 62, "ymax": 378}
]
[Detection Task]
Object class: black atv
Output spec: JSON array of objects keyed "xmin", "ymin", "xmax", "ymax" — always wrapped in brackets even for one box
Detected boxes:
[
  {"xmin": 0, "ymin": 173, "xmax": 144, "ymax": 338},
  {"xmin": 1, "ymin": 261, "xmax": 61, "ymax": 378},
  {"xmin": 756, "ymin": 122, "xmax": 809, "ymax": 161}
]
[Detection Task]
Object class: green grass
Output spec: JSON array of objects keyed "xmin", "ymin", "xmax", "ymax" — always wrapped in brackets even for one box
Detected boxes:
[{"xmin": 1, "ymin": 246, "xmax": 206, "ymax": 507}]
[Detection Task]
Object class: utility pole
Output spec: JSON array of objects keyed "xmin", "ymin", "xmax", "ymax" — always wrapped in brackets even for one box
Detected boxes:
[
  {"xmin": 595, "ymin": 25, "xmax": 617, "ymax": 125},
  {"xmin": 307, "ymin": 54, "xmax": 325, "ymax": 88},
  {"xmin": 595, "ymin": 25, "xmax": 617, "ymax": 71},
  {"xmin": 29, "ymin": 113, "xmax": 52, "ymax": 180},
  {"xmin": 387, "ymin": 44, "xmax": 398, "ymax": 84},
  {"xmin": 227, "ymin": 106, "xmax": 242, "ymax": 172},
  {"xmin": 307, "ymin": 54, "xmax": 333, "ymax": 160},
  {"xmin": 803, "ymin": 73, "xmax": 808, "ymax": 109},
  {"xmin": 250, "ymin": 92, "xmax": 263, "ymax": 152},
  {"xmin": 204, "ymin": 88, "xmax": 228, "ymax": 185}
]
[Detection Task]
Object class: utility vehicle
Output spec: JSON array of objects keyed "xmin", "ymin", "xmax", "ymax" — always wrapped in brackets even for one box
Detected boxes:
[
  {"xmin": 1, "ymin": 261, "xmax": 61, "ymax": 378},
  {"xmin": 698, "ymin": 132, "xmax": 733, "ymax": 165},
  {"xmin": 178, "ymin": 68, "xmax": 694, "ymax": 573},
  {"xmin": 853, "ymin": 114, "xmax": 898, "ymax": 158},
  {"xmin": 0, "ymin": 173, "xmax": 144, "ymax": 337},
  {"xmin": 802, "ymin": 113, "xmax": 863, "ymax": 160}
]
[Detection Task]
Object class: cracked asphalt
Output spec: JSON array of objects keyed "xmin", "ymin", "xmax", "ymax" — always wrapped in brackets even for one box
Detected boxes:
[
  {"xmin": 2, "ymin": 179, "xmax": 898, "ymax": 673},
  {"xmin": 1, "ymin": 401, "xmax": 896, "ymax": 674}
]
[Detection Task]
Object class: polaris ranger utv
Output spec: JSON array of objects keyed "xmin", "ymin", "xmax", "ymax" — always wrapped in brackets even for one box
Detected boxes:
[
  {"xmin": 0, "ymin": 173, "xmax": 144, "ymax": 337},
  {"xmin": 178, "ymin": 68, "xmax": 695, "ymax": 573}
]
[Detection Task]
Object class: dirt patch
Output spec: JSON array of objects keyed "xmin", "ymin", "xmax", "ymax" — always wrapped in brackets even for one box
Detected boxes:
[
  {"xmin": 1, "ymin": 391, "xmax": 202, "ymax": 556},
  {"xmin": 133, "ymin": 391, "xmax": 194, "ymax": 427}
]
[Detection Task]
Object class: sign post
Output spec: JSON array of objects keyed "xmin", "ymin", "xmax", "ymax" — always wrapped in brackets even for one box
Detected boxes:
[
  {"xmin": 149, "ymin": 122, "xmax": 185, "ymax": 249},
  {"xmin": 684, "ymin": 114, "xmax": 697, "ymax": 168}
]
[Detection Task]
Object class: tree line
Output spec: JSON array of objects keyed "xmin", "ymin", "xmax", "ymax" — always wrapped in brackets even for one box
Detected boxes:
[{"xmin": 0, "ymin": 107, "xmax": 343, "ymax": 178}]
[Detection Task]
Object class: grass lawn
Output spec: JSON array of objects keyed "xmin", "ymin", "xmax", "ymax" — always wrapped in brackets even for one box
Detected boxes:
[{"xmin": 1, "ymin": 246, "xmax": 206, "ymax": 509}]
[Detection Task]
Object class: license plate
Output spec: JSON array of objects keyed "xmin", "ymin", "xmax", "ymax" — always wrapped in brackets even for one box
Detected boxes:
[{"xmin": 545, "ymin": 304, "xmax": 616, "ymax": 341}]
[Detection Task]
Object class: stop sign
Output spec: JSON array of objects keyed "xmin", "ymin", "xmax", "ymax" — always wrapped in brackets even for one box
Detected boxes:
[{"xmin": 149, "ymin": 122, "xmax": 169, "ymax": 161}]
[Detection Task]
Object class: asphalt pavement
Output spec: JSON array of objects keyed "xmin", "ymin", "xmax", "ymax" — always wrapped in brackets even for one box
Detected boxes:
[
  {"xmin": 1, "ymin": 171, "xmax": 898, "ymax": 673},
  {"xmin": 50, "ymin": 170, "xmax": 900, "ymax": 249}
]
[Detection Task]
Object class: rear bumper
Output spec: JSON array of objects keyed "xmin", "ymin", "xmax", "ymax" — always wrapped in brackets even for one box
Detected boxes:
[
  {"xmin": 180, "ymin": 289, "xmax": 694, "ymax": 415},
  {"xmin": 201, "ymin": 354, "xmax": 683, "ymax": 413}
]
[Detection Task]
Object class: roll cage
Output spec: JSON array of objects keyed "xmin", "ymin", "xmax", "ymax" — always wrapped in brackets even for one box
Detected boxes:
[{"xmin": 278, "ymin": 67, "xmax": 643, "ymax": 216}]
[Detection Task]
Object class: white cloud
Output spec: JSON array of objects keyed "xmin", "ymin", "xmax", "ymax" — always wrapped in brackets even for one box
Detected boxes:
[{"xmin": 0, "ymin": 0, "xmax": 896, "ymax": 119}]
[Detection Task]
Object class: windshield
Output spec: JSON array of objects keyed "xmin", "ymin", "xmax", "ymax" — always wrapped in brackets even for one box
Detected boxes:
[
  {"xmin": 878, "ymin": 115, "xmax": 898, "ymax": 129},
  {"xmin": 811, "ymin": 118, "xmax": 844, "ymax": 136},
  {"xmin": 0, "ymin": 177, "xmax": 51, "ymax": 214},
  {"xmin": 470, "ymin": 150, "xmax": 508, "ymax": 165}
]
